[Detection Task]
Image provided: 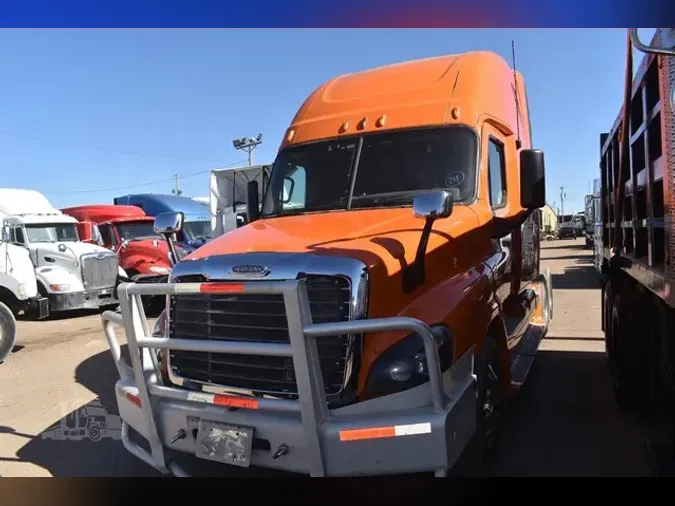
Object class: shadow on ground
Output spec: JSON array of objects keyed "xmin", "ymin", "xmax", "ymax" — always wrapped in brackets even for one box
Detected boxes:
[
  {"xmin": 541, "ymin": 243, "xmax": 588, "ymax": 251},
  {"xmin": 9, "ymin": 346, "xmax": 287, "ymax": 476},
  {"xmin": 492, "ymin": 349, "xmax": 651, "ymax": 477},
  {"xmin": 6, "ymin": 346, "xmax": 159, "ymax": 477},
  {"xmin": 552, "ymin": 266, "xmax": 601, "ymax": 290},
  {"xmin": 16, "ymin": 308, "xmax": 102, "ymax": 322}
]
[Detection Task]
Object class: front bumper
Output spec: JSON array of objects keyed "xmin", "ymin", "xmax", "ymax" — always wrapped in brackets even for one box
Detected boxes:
[
  {"xmin": 102, "ymin": 280, "xmax": 477, "ymax": 477},
  {"xmin": 49, "ymin": 287, "xmax": 117, "ymax": 312}
]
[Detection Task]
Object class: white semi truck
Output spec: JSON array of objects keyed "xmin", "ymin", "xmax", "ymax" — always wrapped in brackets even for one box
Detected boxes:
[
  {"xmin": 208, "ymin": 164, "xmax": 270, "ymax": 238},
  {"xmin": 0, "ymin": 221, "xmax": 49, "ymax": 363},
  {"xmin": 0, "ymin": 189, "xmax": 124, "ymax": 314}
]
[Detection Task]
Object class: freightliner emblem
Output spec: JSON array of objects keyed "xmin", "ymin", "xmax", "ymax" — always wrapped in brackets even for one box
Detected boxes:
[{"xmin": 229, "ymin": 264, "xmax": 270, "ymax": 278}]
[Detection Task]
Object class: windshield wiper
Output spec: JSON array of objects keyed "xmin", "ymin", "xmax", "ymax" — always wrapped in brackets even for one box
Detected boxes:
[{"xmin": 348, "ymin": 191, "xmax": 420, "ymax": 207}]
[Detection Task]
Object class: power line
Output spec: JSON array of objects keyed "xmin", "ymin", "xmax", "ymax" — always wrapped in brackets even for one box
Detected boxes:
[{"xmin": 42, "ymin": 159, "xmax": 248, "ymax": 195}]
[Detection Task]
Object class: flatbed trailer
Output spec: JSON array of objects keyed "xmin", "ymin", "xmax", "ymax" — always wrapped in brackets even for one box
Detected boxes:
[{"xmin": 599, "ymin": 29, "xmax": 675, "ymax": 442}]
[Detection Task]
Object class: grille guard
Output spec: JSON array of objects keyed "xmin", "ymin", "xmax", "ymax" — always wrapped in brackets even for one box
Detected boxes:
[{"xmin": 102, "ymin": 279, "xmax": 476, "ymax": 477}]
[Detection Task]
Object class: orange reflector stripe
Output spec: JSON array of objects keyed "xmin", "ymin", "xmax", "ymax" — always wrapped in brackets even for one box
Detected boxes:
[
  {"xmin": 186, "ymin": 391, "xmax": 258, "ymax": 410},
  {"xmin": 339, "ymin": 426, "xmax": 396, "ymax": 441},
  {"xmin": 339, "ymin": 422, "xmax": 432, "ymax": 442},
  {"xmin": 213, "ymin": 394, "xmax": 259, "ymax": 410},
  {"xmin": 200, "ymin": 283, "xmax": 245, "ymax": 294},
  {"xmin": 126, "ymin": 392, "xmax": 142, "ymax": 408}
]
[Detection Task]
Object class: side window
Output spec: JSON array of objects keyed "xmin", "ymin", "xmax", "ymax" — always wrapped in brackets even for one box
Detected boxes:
[
  {"xmin": 488, "ymin": 138, "xmax": 507, "ymax": 208},
  {"xmin": 12, "ymin": 227, "xmax": 26, "ymax": 245},
  {"xmin": 282, "ymin": 166, "xmax": 306, "ymax": 210}
]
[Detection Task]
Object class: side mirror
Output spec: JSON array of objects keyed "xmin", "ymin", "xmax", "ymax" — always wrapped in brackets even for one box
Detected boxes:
[
  {"xmin": 520, "ymin": 149, "xmax": 546, "ymax": 210},
  {"xmin": 154, "ymin": 211, "xmax": 184, "ymax": 235},
  {"xmin": 1, "ymin": 222, "xmax": 9, "ymax": 243},
  {"xmin": 154, "ymin": 212, "xmax": 184, "ymax": 267},
  {"xmin": 403, "ymin": 191, "xmax": 453, "ymax": 293},
  {"xmin": 412, "ymin": 190, "xmax": 453, "ymax": 220},
  {"xmin": 247, "ymin": 181, "xmax": 260, "ymax": 223}
]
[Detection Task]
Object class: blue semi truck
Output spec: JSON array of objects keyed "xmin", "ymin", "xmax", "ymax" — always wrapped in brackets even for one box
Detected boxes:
[{"xmin": 113, "ymin": 193, "xmax": 212, "ymax": 249}]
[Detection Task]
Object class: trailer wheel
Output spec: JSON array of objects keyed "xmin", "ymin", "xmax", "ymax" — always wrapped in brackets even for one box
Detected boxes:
[
  {"xmin": 0, "ymin": 301, "xmax": 17, "ymax": 365},
  {"xmin": 610, "ymin": 293, "xmax": 656, "ymax": 411}
]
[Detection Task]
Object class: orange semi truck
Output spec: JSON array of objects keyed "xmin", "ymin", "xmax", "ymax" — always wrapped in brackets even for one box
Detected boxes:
[{"xmin": 102, "ymin": 51, "xmax": 551, "ymax": 476}]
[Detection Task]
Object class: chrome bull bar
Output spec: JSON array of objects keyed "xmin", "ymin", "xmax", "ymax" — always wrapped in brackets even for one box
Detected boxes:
[{"xmin": 102, "ymin": 279, "xmax": 473, "ymax": 477}]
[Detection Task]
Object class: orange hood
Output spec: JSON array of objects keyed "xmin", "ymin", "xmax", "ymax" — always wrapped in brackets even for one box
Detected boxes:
[{"xmin": 188, "ymin": 207, "xmax": 480, "ymax": 277}]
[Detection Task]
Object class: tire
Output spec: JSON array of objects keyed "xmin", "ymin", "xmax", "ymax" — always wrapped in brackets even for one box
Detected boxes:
[
  {"xmin": 610, "ymin": 293, "xmax": 657, "ymax": 411},
  {"xmin": 0, "ymin": 301, "xmax": 17, "ymax": 365},
  {"xmin": 455, "ymin": 336, "xmax": 505, "ymax": 475}
]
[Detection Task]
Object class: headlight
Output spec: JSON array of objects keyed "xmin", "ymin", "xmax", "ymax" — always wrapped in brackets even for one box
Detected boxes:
[
  {"xmin": 362, "ymin": 325, "xmax": 454, "ymax": 399},
  {"xmin": 152, "ymin": 309, "xmax": 168, "ymax": 337},
  {"xmin": 49, "ymin": 284, "xmax": 75, "ymax": 293},
  {"xmin": 149, "ymin": 265, "xmax": 171, "ymax": 274},
  {"xmin": 17, "ymin": 283, "xmax": 28, "ymax": 298}
]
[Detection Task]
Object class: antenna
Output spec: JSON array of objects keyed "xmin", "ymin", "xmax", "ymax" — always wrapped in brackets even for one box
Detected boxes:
[{"xmin": 511, "ymin": 40, "xmax": 522, "ymax": 150}]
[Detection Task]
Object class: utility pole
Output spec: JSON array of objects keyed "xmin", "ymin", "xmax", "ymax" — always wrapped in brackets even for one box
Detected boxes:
[
  {"xmin": 560, "ymin": 186, "xmax": 565, "ymax": 222},
  {"xmin": 233, "ymin": 134, "xmax": 263, "ymax": 166},
  {"xmin": 172, "ymin": 173, "xmax": 182, "ymax": 196}
]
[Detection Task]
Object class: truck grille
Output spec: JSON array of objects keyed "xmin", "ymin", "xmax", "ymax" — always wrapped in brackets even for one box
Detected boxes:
[
  {"xmin": 81, "ymin": 253, "xmax": 118, "ymax": 290},
  {"xmin": 168, "ymin": 275, "xmax": 353, "ymax": 398}
]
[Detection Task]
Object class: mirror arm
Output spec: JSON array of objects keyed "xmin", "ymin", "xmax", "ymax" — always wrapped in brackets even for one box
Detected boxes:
[
  {"xmin": 402, "ymin": 216, "xmax": 435, "ymax": 293},
  {"xmin": 165, "ymin": 234, "xmax": 180, "ymax": 266}
]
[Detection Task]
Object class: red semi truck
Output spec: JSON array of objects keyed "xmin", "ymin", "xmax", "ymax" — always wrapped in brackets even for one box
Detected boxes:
[{"xmin": 61, "ymin": 205, "xmax": 187, "ymax": 310}]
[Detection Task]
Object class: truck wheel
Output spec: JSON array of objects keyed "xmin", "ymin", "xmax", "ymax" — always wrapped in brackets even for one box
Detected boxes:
[
  {"xmin": 0, "ymin": 301, "xmax": 17, "ymax": 365},
  {"xmin": 453, "ymin": 336, "xmax": 504, "ymax": 476},
  {"xmin": 610, "ymin": 293, "xmax": 656, "ymax": 411},
  {"xmin": 476, "ymin": 336, "xmax": 504, "ymax": 461}
]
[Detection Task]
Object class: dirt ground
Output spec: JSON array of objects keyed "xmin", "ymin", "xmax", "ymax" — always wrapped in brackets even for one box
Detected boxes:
[{"xmin": 0, "ymin": 238, "xmax": 656, "ymax": 476}]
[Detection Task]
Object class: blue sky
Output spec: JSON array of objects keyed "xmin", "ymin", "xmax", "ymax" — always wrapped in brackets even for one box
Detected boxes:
[{"xmin": 0, "ymin": 29, "xmax": 655, "ymax": 213}]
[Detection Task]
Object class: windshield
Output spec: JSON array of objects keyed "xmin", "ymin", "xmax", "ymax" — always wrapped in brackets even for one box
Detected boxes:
[
  {"xmin": 115, "ymin": 221, "xmax": 161, "ymax": 242},
  {"xmin": 182, "ymin": 220, "xmax": 211, "ymax": 242},
  {"xmin": 261, "ymin": 126, "xmax": 478, "ymax": 218},
  {"xmin": 25, "ymin": 223, "xmax": 79, "ymax": 243}
]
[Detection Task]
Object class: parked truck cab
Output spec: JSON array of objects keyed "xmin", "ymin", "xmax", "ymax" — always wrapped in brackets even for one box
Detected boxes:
[
  {"xmin": 0, "ymin": 189, "xmax": 121, "ymax": 313},
  {"xmin": 62, "ymin": 205, "xmax": 189, "ymax": 312},
  {"xmin": 113, "ymin": 193, "xmax": 211, "ymax": 250},
  {"xmin": 0, "ymin": 221, "xmax": 49, "ymax": 363},
  {"xmin": 103, "ymin": 51, "xmax": 551, "ymax": 477}
]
